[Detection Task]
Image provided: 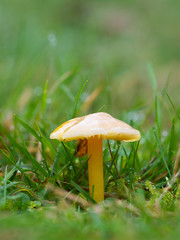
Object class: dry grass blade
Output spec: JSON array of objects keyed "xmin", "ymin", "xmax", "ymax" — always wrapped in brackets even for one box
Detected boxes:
[
  {"xmin": 174, "ymin": 145, "xmax": 180, "ymax": 177},
  {"xmin": 17, "ymin": 88, "xmax": 32, "ymax": 111},
  {"xmin": 46, "ymin": 184, "xmax": 91, "ymax": 208},
  {"xmin": 2, "ymin": 112, "xmax": 14, "ymax": 131},
  {"xmin": 82, "ymin": 85, "xmax": 103, "ymax": 112},
  {"xmin": 36, "ymin": 141, "xmax": 42, "ymax": 162},
  {"xmin": 152, "ymin": 171, "xmax": 168, "ymax": 183},
  {"xmin": 141, "ymin": 155, "xmax": 157, "ymax": 174},
  {"xmin": 157, "ymin": 170, "xmax": 180, "ymax": 204},
  {"xmin": 49, "ymin": 71, "xmax": 72, "ymax": 95},
  {"xmin": 27, "ymin": 147, "xmax": 38, "ymax": 154},
  {"xmin": 116, "ymin": 200, "xmax": 140, "ymax": 217},
  {"xmin": 155, "ymin": 151, "xmax": 180, "ymax": 211},
  {"xmin": 92, "ymin": 199, "xmax": 140, "ymax": 217}
]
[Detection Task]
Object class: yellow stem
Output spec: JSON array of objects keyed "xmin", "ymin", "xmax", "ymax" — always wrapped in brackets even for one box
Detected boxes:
[{"xmin": 88, "ymin": 136, "xmax": 104, "ymax": 202}]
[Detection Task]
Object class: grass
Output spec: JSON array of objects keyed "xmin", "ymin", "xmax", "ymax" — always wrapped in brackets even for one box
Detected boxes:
[
  {"xmin": 0, "ymin": 0, "xmax": 180, "ymax": 239},
  {"xmin": 1, "ymin": 202, "xmax": 180, "ymax": 240}
]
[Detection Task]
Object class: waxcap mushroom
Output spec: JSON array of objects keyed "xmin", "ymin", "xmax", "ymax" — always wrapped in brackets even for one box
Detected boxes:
[
  {"xmin": 50, "ymin": 112, "xmax": 141, "ymax": 202},
  {"xmin": 50, "ymin": 112, "xmax": 141, "ymax": 142}
]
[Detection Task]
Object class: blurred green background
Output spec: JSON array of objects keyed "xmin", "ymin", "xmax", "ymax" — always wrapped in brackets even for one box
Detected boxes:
[{"xmin": 0, "ymin": 0, "xmax": 179, "ymax": 124}]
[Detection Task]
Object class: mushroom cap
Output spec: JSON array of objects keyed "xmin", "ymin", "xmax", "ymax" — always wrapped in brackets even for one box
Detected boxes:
[{"xmin": 50, "ymin": 112, "xmax": 141, "ymax": 142}]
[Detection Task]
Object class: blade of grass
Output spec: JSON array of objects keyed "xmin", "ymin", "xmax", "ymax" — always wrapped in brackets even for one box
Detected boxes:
[
  {"xmin": 147, "ymin": 64, "xmax": 161, "ymax": 133},
  {"xmin": 168, "ymin": 119, "xmax": 176, "ymax": 161},
  {"xmin": 74, "ymin": 157, "xmax": 89, "ymax": 181},
  {"xmin": 0, "ymin": 136, "xmax": 18, "ymax": 166},
  {"xmin": 1, "ymin": 150, "xmax": 39, "ymax": 188},
  {"xmin": 61, "ymin": 84, "xmax": 74, "ymax": 102},
  {"xmin": 104, "ymin": 163, "xmax": 116, "ymax": 189},
  {"xmin": 42, "ymin": 80, "xmax": 48, "ymax": 121},
  {"xmin": 71, "ymin": 180, "xmax": 96, "ymax": 203},
  {"xmin": 147, "ymin": 63, "xmax": 157, "ymax": 93},
  {"xmin": 54, "ymin": 161, "xmax": 70, "ymax": 179},
  {"xmin": 122, "ymin": 146, "xmax": 130, "ymax": 172},
  {"xmin": 107, "ymin": 140, "xmax": 120, "ymax": 178},
  {"xmin": 155, "ymin": 95, "xmax": 161, "ymax": 133},
  {"xmin": 165, "ymin": 90, "xmax": 180, "ymax": 120},
  {"xmin": 49, "ymin": 70, "xmax": 72, "ymax": 95},
  {"xmin": 61, "ymin": 142, "xmax": 76, "ymax": 175},
  {"xmin": 3, "ymin": 132, "xmax": 48, "ymax": 178},
  {"xmin": 69, "ymin": 80, "xmax": 88, "ymax": 119},
  {"xmin": 51, "ymin": 143, "xmax": 62, "ymax": 177},
  {"xmin": 15, "ymin": 115, "xmax": 41, "ymax": 141},
  {"xmin": 13, "ymin": 122, "xmax": 49, "ymax": 178},
  {"xmin": 36, "ymin": 123, "xmax": 56, "ymax": 158},
  {"xmin": 142, "ymin": 158, "xmax": 161, "ymax": 178},
  {"xmin": 6, "ymin": 166, "xmax": 17, "ymax": 181},
  {"xmin": 132, "ymin": 141, "xmax": 140, "ymax": 171},
  {"xmin": 153, "ymin": 126, "xmax": 171, "ymax": 178},
  {"xmin": 97, "ymin": 105, "xmax": 106, "ymax": 112},
  {"xmin": 41, "ymin": 141, "xmax": 51, "ymax": 176},
  {"xmin": 3, "ymin": 166, "xmax": 8, "ymax": 205},
  {"xmin": 1, "ymin": 150, "xmax": 22, "ymax": 173}
]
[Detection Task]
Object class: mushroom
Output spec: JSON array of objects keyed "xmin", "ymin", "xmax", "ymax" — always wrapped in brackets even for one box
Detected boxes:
[{"xmin": 50, "ymin": 112, "xmax": 141, "ymax": 202}]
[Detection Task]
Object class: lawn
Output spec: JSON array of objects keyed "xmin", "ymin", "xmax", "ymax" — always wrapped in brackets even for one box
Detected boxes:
[{"xmin": 0, "ymin": 0, "xmax": 180, "ymax": 239}]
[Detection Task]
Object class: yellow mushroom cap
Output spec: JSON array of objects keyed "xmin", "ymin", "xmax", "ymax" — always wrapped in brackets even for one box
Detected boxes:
[{"xmin": 50, "ymin": 112, "xmax": 141, "ymax": 142}]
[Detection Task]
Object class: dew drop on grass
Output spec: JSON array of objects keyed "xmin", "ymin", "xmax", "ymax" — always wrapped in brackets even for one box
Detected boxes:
[
  {"xmin": 46, "ymin": 98, "xmax": 52, "ymax": 105},
  {"xmin": 127, "ymin": 111, "xmax": 145, "ymax": 124},
  {"xmin": 48, "ymin": 33, "xmax": 57, "ymax": 46},
  {"xmin": 34, "ymin": 87, "xmax": 42, "ymax": 96},
  {"xmin": 162, "ymin": 130, "xmax": 168, "ymax": 137},
  {"xmin": 162, "ymin": 130, "xmax": 168, "ymax": 141},
  {"xmin": 140, "ymin": 137, "xmax": 145, "ymax": 145}
]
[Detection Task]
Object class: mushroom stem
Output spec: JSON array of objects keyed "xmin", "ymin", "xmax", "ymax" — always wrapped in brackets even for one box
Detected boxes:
[{"xmin": 88, "ymin": 136, "xmax": 104, "ymax": 202}]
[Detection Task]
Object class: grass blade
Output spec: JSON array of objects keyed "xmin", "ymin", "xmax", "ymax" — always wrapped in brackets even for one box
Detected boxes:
[
  {"xmin": 15, "ymin": 115, "xmax": 41, "ymax": 141},
  {"xmin": 3, "ymin": 166, "xmax": 8, "ymax": 205},
  {"xmin": 42, "ymin": 80, "xmax": 48, "ymax": 119},
  {"xmin": 61, "ymin": 142, "xmax": 76, "ymax": 175},
  {"xmin": 36, "ymin": 123, "xmax": 56, "ymax": 158},
  {"xmin": 153, "ymin": 126, "xmax": 171, "ymax": 178},
  {"xmin": 168, "ymin": 119, "xmax": 176, "ymax": 161},
  {"xmin": 51, "ymin": 143, "xmax": 62, "ymax": 176},
  {"xmin": 155, "ymin": 95, "xmax": 161, "ymax": 133},
  {"xmin": 3, "ymin": 132, "xmax": 48, "ymax": 177},
  {"xmin": 71, "ymin": 180, "xmax": 96, "ymax": 203},
  {"xmin": 49, "ymin": 71, "xmax": 72, "ymax": 95},
  {"xmin": 147, "ymin": 63, "xmax": 157, "ymax": 93},
  {"xmin": 61, "ymin": 84, "xmax": 74, "ymax": 102},
  {"xmin": 165, "ymin": 90, "xmax": 180, "ymax": 120},
  {"xmin": 69, "ymin": 80, "xmax": 88, "ymax": 119}
]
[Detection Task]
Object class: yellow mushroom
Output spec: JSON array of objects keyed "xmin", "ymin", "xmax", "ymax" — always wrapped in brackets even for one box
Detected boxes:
[{"xmin": 50, "ymin": 112, "xmax": 141, "ymax": 202}]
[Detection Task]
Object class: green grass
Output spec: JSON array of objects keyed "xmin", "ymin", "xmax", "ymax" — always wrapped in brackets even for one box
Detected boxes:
[
  {"xmin": 0, "ymin": 0, "xmax": 180, "ymax": 239},
  {"xmin": 1, "ymin": 201, "xmax": 180, "ymax": 240}
]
